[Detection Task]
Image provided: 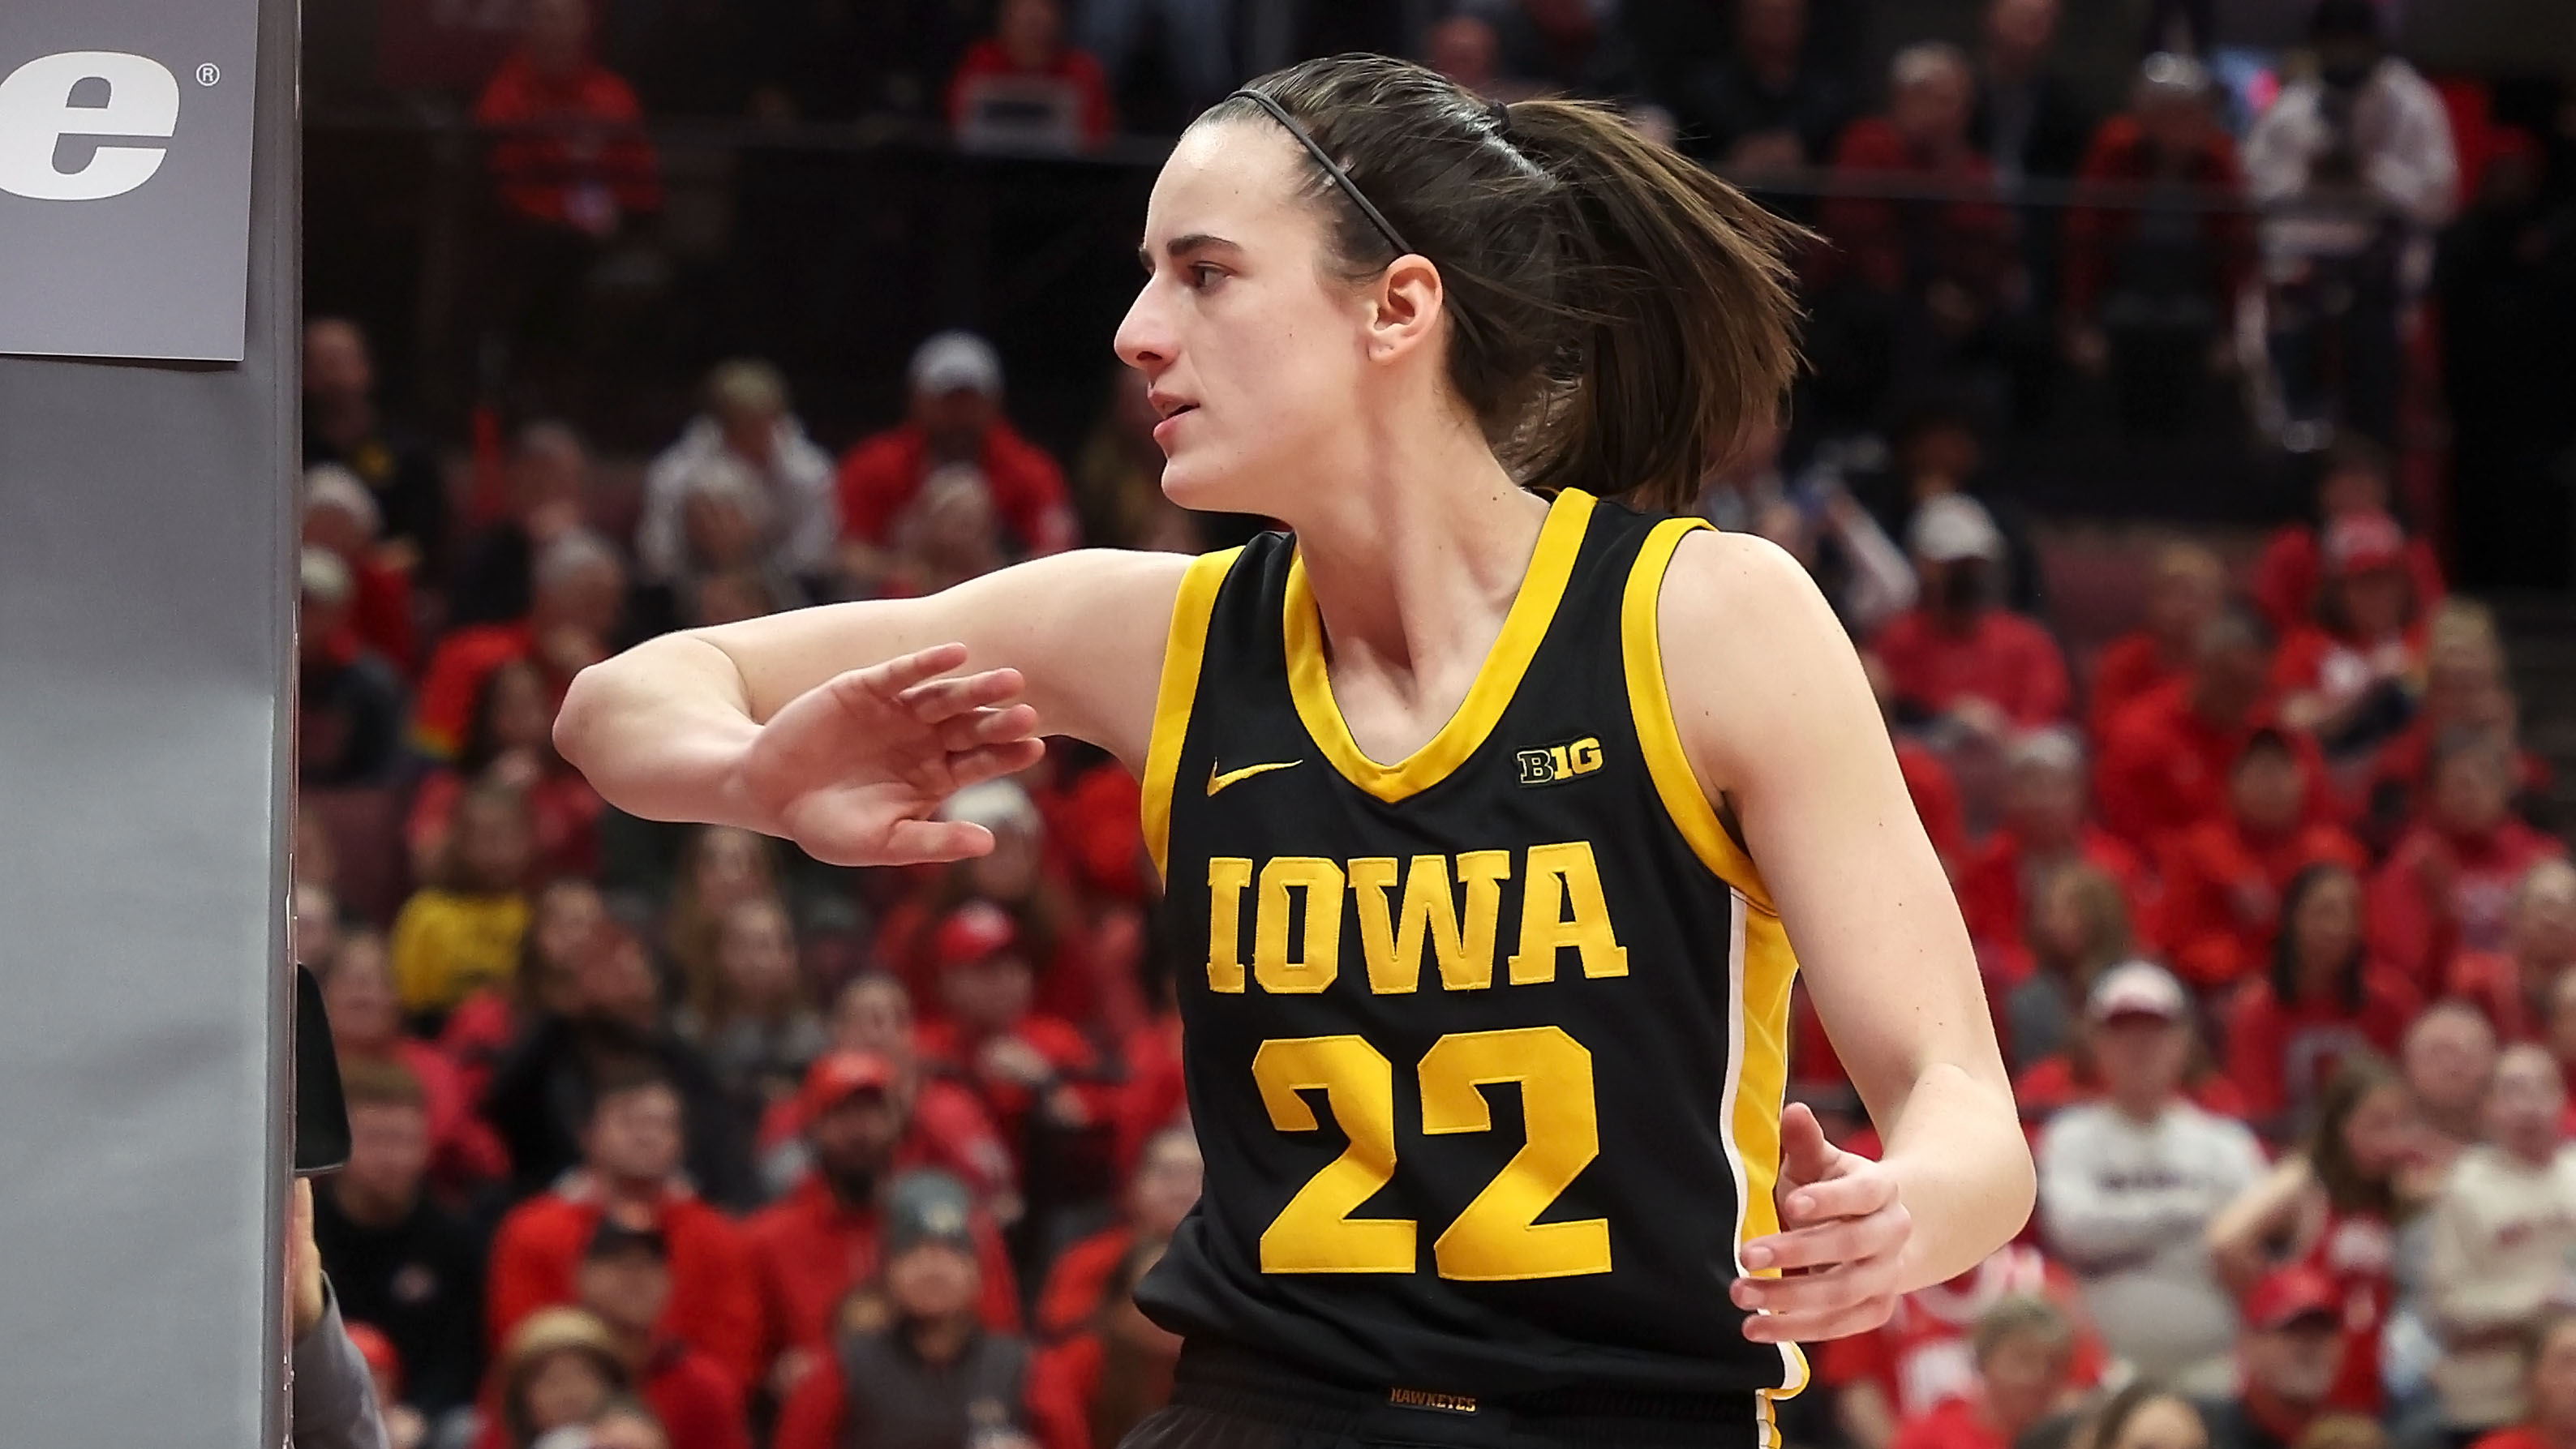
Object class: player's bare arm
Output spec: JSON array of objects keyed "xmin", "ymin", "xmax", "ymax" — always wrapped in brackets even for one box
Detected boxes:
[
  {"xmin": 1663, "ymin": 527, "xmax": 2035, "ymax": 1342},
  {"xmin": 556, "ymin": 548, "xmax": 1188, "ymax": 862}
]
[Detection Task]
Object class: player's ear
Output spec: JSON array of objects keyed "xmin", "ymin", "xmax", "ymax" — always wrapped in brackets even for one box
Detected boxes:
[{"xmin": 1363, "ymin": 255, "xmax": 1445, "ymax": 367}]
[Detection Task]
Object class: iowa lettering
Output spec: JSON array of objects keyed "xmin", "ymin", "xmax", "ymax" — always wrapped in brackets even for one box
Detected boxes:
[{"xmin": 1201, "ymin": 842, "xmax": 1629, "ymax": 995}]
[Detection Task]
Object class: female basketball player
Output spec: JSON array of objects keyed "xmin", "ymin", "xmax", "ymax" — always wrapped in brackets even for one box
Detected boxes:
[{"xmin": 560, "ymin": 55, "xmax": 2031, "ymax": 1449}]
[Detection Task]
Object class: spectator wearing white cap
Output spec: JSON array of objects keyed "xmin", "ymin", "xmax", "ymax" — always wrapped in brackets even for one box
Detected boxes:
[
  {"xmin": 298, "ymin": 546, "xmax": 409, "ymax": 788},
  {"xmin": 835, "ymin": 331, "xmax": 1076, "ymax": 594},
  {"xmin": 1871, "ymin": 494, "xmax": 2072, "ymax": 741},
  {"xmin": 2039, "ymin": 961, "xmax": 2266, "ymax": 1395},
  {"xmin": 639, "ymin": 359, "xmax": 840, "ymax": 589}
]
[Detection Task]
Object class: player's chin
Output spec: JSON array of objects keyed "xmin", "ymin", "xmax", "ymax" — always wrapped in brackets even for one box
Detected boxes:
[{"xmin": 1157, "ymin": 450, "xmax": 1256, "ymax": 516}]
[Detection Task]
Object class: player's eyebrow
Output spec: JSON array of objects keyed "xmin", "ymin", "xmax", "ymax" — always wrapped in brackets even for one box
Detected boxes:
[{"xmin": 1137, "ymin": 234, "xmax": 1242, "ymax": 273}]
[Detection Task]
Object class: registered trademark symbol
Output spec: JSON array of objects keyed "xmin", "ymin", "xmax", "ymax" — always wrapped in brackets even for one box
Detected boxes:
[{"xmin": 195, "ymin": 62, "xmax": 221, "ymax": 86}]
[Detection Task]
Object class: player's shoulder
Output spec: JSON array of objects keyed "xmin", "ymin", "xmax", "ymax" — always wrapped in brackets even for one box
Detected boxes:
[{"xmin": 1656, "ymin": 527, "xmax": 1840, "ymax": 645}]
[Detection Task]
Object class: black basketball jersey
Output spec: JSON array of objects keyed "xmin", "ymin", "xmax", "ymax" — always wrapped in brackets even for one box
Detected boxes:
[{"xmin": 1132, "ymin": 487, "xmax": 1812, "ymax": 1413}]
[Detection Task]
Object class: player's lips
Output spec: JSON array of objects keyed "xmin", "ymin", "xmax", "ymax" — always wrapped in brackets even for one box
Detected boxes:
[{"xmin": 1150, "ymin": 393, "xmax": 1198, "ymax": 445}]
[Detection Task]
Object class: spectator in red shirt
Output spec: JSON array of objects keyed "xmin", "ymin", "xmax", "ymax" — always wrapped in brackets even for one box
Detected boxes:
[
  {"xmin": 2226, "ymin": 864, "xmax": 2423, "ymax": 1138},
  {"xmin": 1817, "ymin": 42, "xmax": 2019, "ymax": 336},
  {"xmin": 1826, "ymin": 1250, "xmax": 2106, "ymax": 1449},
  {"xmin": 1027, "ymin": 1241, "xmax": 1183, "ymax": 1449},
  {"xmin": 1036, "ymin": 1127, "xmax": 1202, "ymax": 1337},
  {"xmin": 835, "ymin": 332, "xmax": 1076, "ymax": 591},
  {"xmin": 2161, "ymin": 729, "xmax": 2372, "ymax": 990},
  {"xmin": 2401, "ymin": 1001, "xmax": 2501, "ymax": 1179},
  {"xmin": 948, "ymin": 0, "xmax": 1113, "ymax": 153},
  {"xmin": 1956, "ymin": 727, "xmax": 2145, "ymax": 961},
  {"xmin": 2366, "ymin": 602, "xmax": 2549, "ymax": 851},
  {"xmin": 408, "ymin": 658, "xmax": 605, "ymax": 886},
  {"xmin": 1861, "ymin": 649, "xmax": 1971, "ymax": 875},
  {"xmin": 2447, "ymin": 860, "xmax": 2576, "ymax": 1044},
  {"xmin": 2275, "ymin": 513, "xmax": 2427, "ymax": 761},
  {"xmin": 1887, "ymin": 1296, "xmax": 2081, "ymax": 1449},
  {"xmin": 2469, "ymin": 1310, "xmax": 2576, "ymax": 1449},
  {"xmin": 473, "ymin": 0, "xmax": 660, "ymax": 237},
  {"xmin": 788, "ymin": 974, "xmax": 1019, "ymax": 1208},
  {"xmin": 2210, "ymin": 1056, "xmax": 2424, "ymax": 1414},
  {"xmin": 1873, "ymin": 496, "xmax": 2071, "ymax": 736},
  {"xmin": 487, "ymin": 1069, "xmax": 762, "ymax": 1393},
  {"xmin": 2252, "ymin": 439, "xmax": 2445, "ymax": 641},
  {"xmin": 774, "ymin": 1171, "xmax": 1037, "ymax": 1449},
  {"xmin": 876, "ymin": 779, "xmax": 1106, "ymax": 1026},
  {"xmin": 565, "ymin": 1218, "xmax": 749, "ymax": 1449},
  {"xmin": 414, "ymin": 530, "xmax": 625, "ymax": 760},
  {"xmin": 2198, "ymin": 1267, "xmax": 2349, "ymax": 1449},
  {"xmin": 303, "ymin": 464, "xmax": 419, "ymax": 676},
  {"xmin": 2372, "ymin": 736, "xmax": 2569, "ymax": 988},
  {"xmin": 2089, "ymin": 541, "xmax": 2226, "ymax": 743},
  {"xmin": 916, "ymin": 902, "xmax": 1117, "ymax": 1194},
  {"xmin": 2097, "ymin": 607, "xmax": 2321, "ymax": 855},
  {"xmin": 2060, "ymin": 54, "xmax": 2250, "ymax": 436},
  {"xmin": 745, "ymin": 1052, "xmax": 1020, "ymax": 1402},
  {"xmin": 1998, "ymin": 862, "xmax": 2136, "ymax": 1074},
  {"xmin": 324, "ymin": 930, "xmax": 509, "ymax": 1195}
]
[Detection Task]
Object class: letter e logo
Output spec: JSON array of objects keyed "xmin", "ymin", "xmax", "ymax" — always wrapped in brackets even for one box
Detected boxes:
[{"xmin": 0, "ymin": 52, "xmax": 181, "ymax": 201}]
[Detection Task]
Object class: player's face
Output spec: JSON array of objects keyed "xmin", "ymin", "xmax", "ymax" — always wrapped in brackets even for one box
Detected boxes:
[{"xmin": 1118, "ymin": 122, "xmax": 1380, "ymax": 514}]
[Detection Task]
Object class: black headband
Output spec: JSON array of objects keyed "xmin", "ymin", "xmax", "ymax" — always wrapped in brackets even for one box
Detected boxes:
[{"xmin": 1226, "ymin": 88, "xmax": 1415, "ymax": 259}]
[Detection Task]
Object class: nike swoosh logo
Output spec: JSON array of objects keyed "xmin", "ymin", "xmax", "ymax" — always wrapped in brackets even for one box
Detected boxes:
[{"xmin": 1207, "ymin": 760, "xmax": 1302, "ymax": 796}]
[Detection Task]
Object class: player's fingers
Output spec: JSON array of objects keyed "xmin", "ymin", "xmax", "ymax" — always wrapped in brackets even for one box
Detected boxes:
[
  {"xmin": 853, "ymin": 643, "xmax": 970, "ymax": 699},
  {"xmin": 1775, "ymin": 1102, "xmax": 1838, "ymax": 1185},
  {"xmin": 944, "ymin": 737, "xmax": 1049, "ymax": 791},
  {"xmin": 1742, "ymin": 1292, "xmax": 1900, "ymax": 1344},
  {"xmin": 1730, "ymin": 1256, "xmax": 1898, "ymax": 1318},
  {"xmin": 936, "ymin": 702, "xmax": 1041, "ymax": 752},
  {"xmin": 1778, "ymin": 1168, "xmax": 1899, "ymax": 1227},
  {"xmin": 1739, "ymin": 1207, "xmax": 1908, "ymax": 1273},
  {"xmin": 896, "ymin": 667, "xmax": 1027, "ymax": 722},
  {"xmin": 878, "ymin": 818, "xmax": 998, "ymax": 865}
]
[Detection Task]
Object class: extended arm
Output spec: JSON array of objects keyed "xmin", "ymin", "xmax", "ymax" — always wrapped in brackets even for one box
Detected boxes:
[
  {"xmin": 556, "ymin": 549, "xmax": 1189, "ymax": 851},
  {"xmin": 1664, "ymin": 531, "xmax": 2033, "ymax": 1335}
]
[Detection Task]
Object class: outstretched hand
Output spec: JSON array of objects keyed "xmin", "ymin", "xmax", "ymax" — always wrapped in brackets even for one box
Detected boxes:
[
  {"xmin": 1732, "ymin": 1102, "xmax": 1913, "ymax": 1344},
  {"xmin": 740, "ymin": 642, "xmax": 1047, "ymax": 867}
]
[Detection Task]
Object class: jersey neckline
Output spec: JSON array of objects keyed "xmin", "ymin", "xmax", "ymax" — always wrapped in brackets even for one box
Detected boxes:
[{"xmin": 1280, "ymin": 487, "xmax": 1597, "ymax": 804}]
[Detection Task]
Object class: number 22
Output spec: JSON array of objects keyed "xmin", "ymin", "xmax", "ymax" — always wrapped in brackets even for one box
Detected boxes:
[{"xmin": 1251, "ymin": 1025, "xmax": 1611, "ymax": 1281}]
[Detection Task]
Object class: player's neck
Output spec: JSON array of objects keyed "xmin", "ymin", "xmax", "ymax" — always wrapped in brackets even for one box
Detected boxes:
[{"xmin": 1281, "ymin": 431, "xmax": 1549, "ymax": 731}]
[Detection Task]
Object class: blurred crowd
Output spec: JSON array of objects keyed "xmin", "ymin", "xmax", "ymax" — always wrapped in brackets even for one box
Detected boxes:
[{"xmin": 290, "ymin": 2, "xmax": 2576, "ymax": 1449}]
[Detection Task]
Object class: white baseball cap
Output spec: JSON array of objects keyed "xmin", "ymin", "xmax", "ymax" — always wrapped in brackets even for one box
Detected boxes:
[
  {"xmin": 2086, "ymin": 960, "xmax": 2188, "ymax": 1024},
  {"xmin": 909, "ymin": 329, "xmax": 1003, "ymax": 399}
]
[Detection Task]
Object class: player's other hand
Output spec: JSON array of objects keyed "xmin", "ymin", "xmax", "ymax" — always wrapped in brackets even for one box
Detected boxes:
[
  {"xmin": 1731, "ymin": 1102, "xmax": 1911, "ymax": 1344},
  {"xmin": 741, "ymin": 642, "xmax": 1046, "ymax": 867}
]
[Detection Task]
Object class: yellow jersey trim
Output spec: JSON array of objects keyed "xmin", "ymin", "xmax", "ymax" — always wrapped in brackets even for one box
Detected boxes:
[
  {"xmin": 1737, "ymin": 904, "xmax": 1811, "ymax": 1401},
  {"xmin": 1620, "ymin": 517, "xmax": 1777, "ymax": 917},
  {"xmin": 1141, "ymin": 547, "xmax": 1241, "ymax": 882},
  {"xmin": 1282, "ymin": 488, "xmax": 1597, "ymax": 805}
]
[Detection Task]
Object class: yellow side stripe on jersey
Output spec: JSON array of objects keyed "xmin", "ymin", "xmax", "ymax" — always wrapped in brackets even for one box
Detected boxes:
[
  {"xmin": 1617, "ymin": 516, "xmax": 1778, "ymax": 917},
  {"xmin": 1141, "ymin": 547, "xmax": 1242, "ymax": 883},
  {"xmin": 1634, "ymin": 517, "xmax": 1810, "ymax": 1401},
  {"xmin": 1281, "ymin": 487, "xmax": 1596, "ymax": 804}
]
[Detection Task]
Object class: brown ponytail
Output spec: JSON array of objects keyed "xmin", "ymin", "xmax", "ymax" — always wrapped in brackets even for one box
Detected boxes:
[{"xmin": 1206, "ymin": 56, "xmax": 1807, "ymax": 511}]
